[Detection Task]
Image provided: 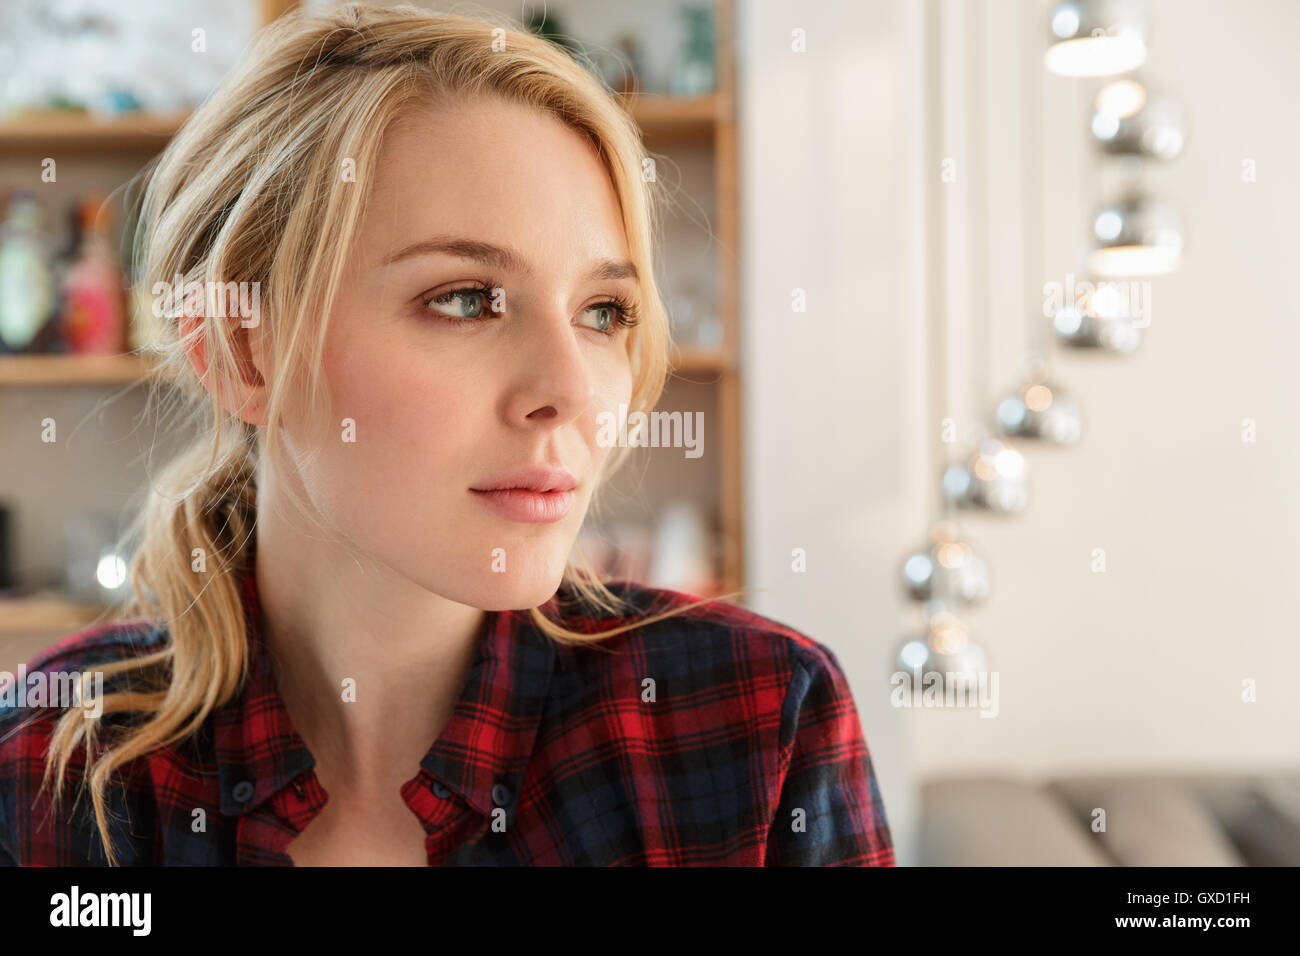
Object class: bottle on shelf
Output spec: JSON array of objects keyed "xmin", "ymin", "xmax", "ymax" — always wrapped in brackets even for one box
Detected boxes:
[
  {"xmin": 649, "ymin": 499, "xmax": 718, "ymax": 595},
  {"xmin": 671, "ymin": 5, "xmax": 717, "ymax": 96},
  {"xmin": 56, "ymin": 198, "xmax": 128, "ymax": 355},
  {"xmin": 0, "ymin": 191, "xmax": 56, "ymax": 354},
  {"xmin": 37, "ymin": 204, "xmax": 86, "ymax": 355},
  {"xmin": 128, "ymin": 272, "xmax": 164, "ymax": 354}
]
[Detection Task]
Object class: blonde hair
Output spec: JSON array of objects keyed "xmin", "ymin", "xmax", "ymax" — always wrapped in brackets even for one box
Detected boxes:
[{"xmin": 43, "ymin": 2, "xmax": 737, "ymax": 866}]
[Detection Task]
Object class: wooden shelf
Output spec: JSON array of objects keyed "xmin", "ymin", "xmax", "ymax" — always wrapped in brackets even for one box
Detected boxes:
[
  {"xmin": 0, "ymin": 109, "xmax": 189, "ymax": 154},
  {"xmin": 0, "ymin": 349, "xmax": 726, "ymax": 387},
  {"xmin": 623, "ymin": 93, "xmax": 729, "ymax": 143},
  {"xmin": 0, "ymin": 92, "xmax": 729, "ymax": 154},
  {"xmin": 0, "ymin": 353, "xmax": 156, "ymax": 386},
  {"xmin": 670, "ymin": 345, "xmax": 733, "ymax": 375},
  {"xmin": 0, "ymin": 594, "xmax": 109, "ymax": 638}
]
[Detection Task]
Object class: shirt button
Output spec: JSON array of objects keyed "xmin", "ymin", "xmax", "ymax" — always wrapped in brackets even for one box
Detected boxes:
[
  {"xmin": 491, "ymin": 782, "xmax": 513, "ymax": 806},
  {"xmin": 431, "ymin": 781, "xmax": 452, "ymax": 799},
  {"xmin": 232, "ymin": 780, "xmax": 255, "ymax": 804}
]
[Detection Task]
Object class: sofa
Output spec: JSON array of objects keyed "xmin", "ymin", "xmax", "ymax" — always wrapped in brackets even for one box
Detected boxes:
[{"xmin": 918, "ymin": 771, "xmax": 1300, "ymax": 865}]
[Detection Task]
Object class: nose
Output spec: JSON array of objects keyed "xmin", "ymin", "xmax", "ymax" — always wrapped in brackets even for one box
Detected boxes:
[{"xmin": 502, "ymin": 305, "xmax": 596, "ymax": 430}]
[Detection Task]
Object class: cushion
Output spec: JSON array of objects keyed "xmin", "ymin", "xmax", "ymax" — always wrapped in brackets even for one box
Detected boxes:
[
  {"xmin": 1048, "ymin": 778, "xmax": 1244, "ymax": 866},
  {"xmin": 920, "ymin": 776, "xmax": 1111, "ymax": 866}
]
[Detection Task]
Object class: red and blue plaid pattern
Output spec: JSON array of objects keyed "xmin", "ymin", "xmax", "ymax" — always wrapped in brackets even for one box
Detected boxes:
[{"xmin": 1, "ymin": 552, "xmax": 894, "ymax": 866}]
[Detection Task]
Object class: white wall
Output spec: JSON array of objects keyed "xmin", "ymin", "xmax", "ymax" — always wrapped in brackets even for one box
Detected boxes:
[
  {"xmin": 741, "ymin": 0, "xmax": 1300, "ymax": 865},
  {"xmin": 906, "ymin": 0, "xmax": 1300, "ymax": 777},
  {"xmin": 738, "ymin": 0, "xmax": 927, "ymax": 865}
]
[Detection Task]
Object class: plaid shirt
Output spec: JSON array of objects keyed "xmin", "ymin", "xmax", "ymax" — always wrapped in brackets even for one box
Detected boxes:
[{"xmin": 0, "ymin": 552, "xmax": 894, "ymax": 867}]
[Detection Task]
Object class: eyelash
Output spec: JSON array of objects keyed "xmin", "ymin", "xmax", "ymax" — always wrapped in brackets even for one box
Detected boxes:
[{"xmin": 420, "ymin": 278, "xmax": 640, "ymax": 335}]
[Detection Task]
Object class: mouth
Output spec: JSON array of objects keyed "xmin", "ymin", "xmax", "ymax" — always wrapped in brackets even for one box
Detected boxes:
[
  {"xmin": 469, "ymin": 487, "xmax": 574, "ymax": 524},
  {"xmin": 470, "ymin": 465, "xmax": 578, "ymax": 524}
]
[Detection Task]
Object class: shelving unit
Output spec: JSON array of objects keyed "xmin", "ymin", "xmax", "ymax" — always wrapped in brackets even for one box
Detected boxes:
[
  {"xmin": 0, "ymin": 110, "xmax": 190, "ymax": 156},
  {"xmin": 0, "ymin": 595, "xmax": 106, "ymax": 637},
  {"xmin": 0, "ymin": 0, "xmax": 744, "ymax": 642},
  {"xmin": 0, "ymin": 353, "xmax": 156, "ymax": 386},
  {"xmin": 0, "ymin": 95, "xmax": 728, "ymax": 156},
  {"xmin": 0, "ymin": 344, "xmax": 729, "ymax": 387}
]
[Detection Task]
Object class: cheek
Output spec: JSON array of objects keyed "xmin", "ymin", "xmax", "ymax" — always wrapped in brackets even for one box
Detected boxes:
[
  {"xmin": 584, "ymin": 353, "xmax": 635, "ymax": 461},
  {"xmin": 301, "ymin": 323, "xmax": 483, "ymax": 521}
]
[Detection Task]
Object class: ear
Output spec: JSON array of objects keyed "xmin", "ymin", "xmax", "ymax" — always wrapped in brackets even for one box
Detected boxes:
[{"xmin": 179, "ymin": 303, "xmax": 268, "ymax": 427}]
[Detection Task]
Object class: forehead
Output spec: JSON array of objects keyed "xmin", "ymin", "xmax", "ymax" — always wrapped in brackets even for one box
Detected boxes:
[{"xmin": 361, "ymin": 95, "xmax": 630, "ymax": 269}]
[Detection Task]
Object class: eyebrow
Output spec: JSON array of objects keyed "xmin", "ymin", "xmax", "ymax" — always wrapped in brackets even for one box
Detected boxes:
[{"xmin": 381, "ymin": 235, "xmax": 639, "ymax": 283}]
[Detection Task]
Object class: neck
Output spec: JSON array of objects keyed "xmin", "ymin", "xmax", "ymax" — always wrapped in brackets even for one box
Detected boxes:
[{"xmin": 251, "ymin": 464, "xmax": 487, "ymax": 799}]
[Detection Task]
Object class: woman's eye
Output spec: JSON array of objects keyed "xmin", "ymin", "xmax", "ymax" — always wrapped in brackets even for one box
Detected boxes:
[
  {"xmin": 427, "ymin": 289, "xmax": 486, "ymax": 319},
  {"xmin": 579, "ymin": 303, "xmax": 618, "ymax": 333}
]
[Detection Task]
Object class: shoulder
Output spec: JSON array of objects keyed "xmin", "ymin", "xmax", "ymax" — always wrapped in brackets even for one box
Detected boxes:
[
  {"xmin": 538, "ymin": 579, "xmax": 886, "ymax": 864},
  {"xmin": 0, "ymin": 619, "xmax": 167, "ymax": 780},
  {"xmin": 8, "ymin": 618, "xmax": 168, "ymax": 679},
  {"xmin": 0, "ymin": 620, "xmax": 169, "ymax": 865},
  {"xmin": 583, "ymin": 577, "xmax": 840, "ymax": 657},
  {"xmin": 549, "ymin": 578, "xmax": 852, "ymax": 711}
]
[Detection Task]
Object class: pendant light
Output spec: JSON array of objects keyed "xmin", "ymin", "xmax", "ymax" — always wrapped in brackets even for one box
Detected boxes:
[
  {"xmin": 895, "ymin": 602, "xmax": 989, "ymax": 694},
  {"xmin": 941, "ymin": 430, "xmax": 1029, "ymax": 515},
  {"xmin": 994, "ymin": 353, "xmax": 1084, "ymax": 445},
  {"xmin": 1045, "ymin": 0, "xmax": 1147, "ymax": 77},
  {"xmin": 1088, "ymin": 193, "xmax": 1183, "ymax": 277},
  {"xmin": 900, "ymin": 519, "xmax": 992, "ymax": 606},
  {"xmin": 1091, "ymin": 76, "xmax": 1186, "ymax": 160}
]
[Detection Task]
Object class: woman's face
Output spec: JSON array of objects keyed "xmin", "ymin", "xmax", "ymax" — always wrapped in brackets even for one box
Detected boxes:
[{"xmin": 278, "ymin": 95, "xmax": 636, "ymax": 610}]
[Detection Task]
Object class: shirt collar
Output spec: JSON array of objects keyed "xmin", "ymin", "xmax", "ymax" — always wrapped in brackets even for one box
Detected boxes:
[{"xmin": 212, "ymin": 545, "xmax": 558, "ymax": 820}]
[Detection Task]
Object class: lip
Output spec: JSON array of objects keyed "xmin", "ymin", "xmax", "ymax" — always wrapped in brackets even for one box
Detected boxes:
[
  {"xmin": 469, "ymin": 465, "xmax": 578, "ymax": 524},
  {"xmin": 470, "ymin": 488, "xmax": 573, "ymax": 523},
  {"xmin": 470, "ymin": 465, "xmax": 578, "ymax": 494}
]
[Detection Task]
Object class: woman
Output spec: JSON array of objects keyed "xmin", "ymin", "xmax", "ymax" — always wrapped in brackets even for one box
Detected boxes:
[{"xmin": 0, "ymin": 3, "xmax": 894, "ymax": 867}]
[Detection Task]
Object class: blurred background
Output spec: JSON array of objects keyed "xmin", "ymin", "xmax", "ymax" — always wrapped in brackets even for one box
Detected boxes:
[{"xmin": 1, "ymin": 0, "xmax": 1298, "ymax": 866}]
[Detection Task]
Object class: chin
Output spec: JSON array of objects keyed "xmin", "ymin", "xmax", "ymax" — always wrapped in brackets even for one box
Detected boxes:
[{"xmin": 449, "ymin": 556, "xmax": 569, "ymax": 611}]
